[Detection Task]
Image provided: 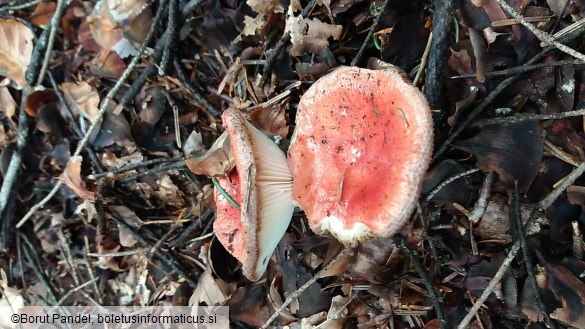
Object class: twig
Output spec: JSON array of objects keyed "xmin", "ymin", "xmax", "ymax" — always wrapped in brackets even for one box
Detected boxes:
[
  {"xmin": 424, "ymin": 0, "xmax": 454, "ymax": 112},
  {"xmin": 117, "ymin": 161, "xmax": 186, "ymax": 184},
  {"xmin": 259, "ymin": 0, "xmax": 317, "ymax": 86},
  {"xmin": 495, "ymin": 0, "xmax": 585, "ymax": 61},
  {"xmin": 425, "ymin": 168, "xmax": 480, "ymax": 202},
  {"xmin": 413, "ymin": 32, "xmax": 433, "ymax": 86},
  {"xmin": 509, "ymin": 190, "xmax": 556, "ymax": 329},
  {"xmin": 49, "ymin": 279, "xmax": 98, "ymax": 308},
  {"xmin": 173, "ymin": 58, "xmax": 222, "ymax": 117},
  {"xmin": 89, "ymin": 158, "xmax": 183, "ymax": 179},
  {"xmin": 111, "ymin": 216, "xmax": 198, "ymax": 287},
  {"xmin": 0, "ymin": 0, "xmax": 42, "ymax": 11},
  {"xmin": 458, "ymin": 161, "xmax": 585, "ymax": 328},
  {"xmin": 149, "ymin": 224, "xmax": 181, "ymax": 254},
  {"xmin": 468, "ymin": 172, "xmax": 494, "ymax": 223},
  {"xmin": 19, "ymin": 233, "xmax": 60, "ymax": 304},
  {"xmin": 16, "ymin": 0, "xmax": 168, "ymax": 228},
  {"xmin": 37, "ymin": 0, "xmax": 72, "ymax": 85},
  {"xmin": 86, "ymin": 247, "xmax": 151, "ymax": 257},
  {"xmin": 159, "ymin": 0, "xmax": 178, "ymax": 75},
  {"xmin": 168, "ymin": 209, "xmax": 214, "ymax": 248},
  {"xmin": 450, "ymin": 60, "xmax": 585, "ymax": 79},
  {"xmin": 187, "ymin": 231, "xmax": 214, "ymax": 243},
  {"xmin": 350, "ymin": 0, "xmax": 392, "ymax": 67},
  {"xmin": 260, "ymin": 248, "xmax": 353, "ymax": 329},
  {"xmin": 474, "ymin": 108, "xmax": 585, "ymax": 127},
  {"xmin": 395, "ymin": 235, "xmax": 447, "ymax": 329},
  {"xmin": 0, "ymin": 87, "xmax": 30, "ymax": 250},
  {"xmin": 457, "ymin": 243, "xmax": 520, "ymax": 329}
]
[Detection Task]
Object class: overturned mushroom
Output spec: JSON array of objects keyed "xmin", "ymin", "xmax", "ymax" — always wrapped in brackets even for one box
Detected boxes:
[
  {"xmin": 213, "ymin": 108, "xmax": 295, "ymax": 281},
  {"xmin": 288, "ymin": 65, "xmax": 433, "ymax": 247}
]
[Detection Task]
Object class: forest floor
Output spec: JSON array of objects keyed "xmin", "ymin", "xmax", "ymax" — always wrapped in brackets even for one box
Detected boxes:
[{"xmin": 1, "ymin": 0, "xmax": 585, "ymax": 328}]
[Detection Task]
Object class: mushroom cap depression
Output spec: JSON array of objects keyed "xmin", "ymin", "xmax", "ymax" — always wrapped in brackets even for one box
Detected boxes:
[
  {"xmin": 214, "ymin": 109, "xmax": 295, "ymax": 281},
  {"xmin": 287, "ymin": 66, "xmax": 433, "ymax": 246}
]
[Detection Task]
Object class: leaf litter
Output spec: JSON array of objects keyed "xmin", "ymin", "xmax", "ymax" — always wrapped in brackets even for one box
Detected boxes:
[{"xmin": 2, "ymin": 0, "xmax": 585, "ymax": 328}]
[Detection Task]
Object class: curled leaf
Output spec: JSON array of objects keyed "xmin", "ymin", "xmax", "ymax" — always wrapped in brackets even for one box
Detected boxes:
[
  {"xmin": 62, "ymin": 156, "xmax": 96, "ymax": 200},
  {"xmin": 185, "ymin": 132, "xmax": 235, "ymax": 177},
  {"xmin": 60, "ymin": 81, "xmax": 100, "ymax": 120}
]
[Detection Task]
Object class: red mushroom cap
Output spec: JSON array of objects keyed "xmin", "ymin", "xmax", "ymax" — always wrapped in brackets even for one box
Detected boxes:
[
  {"xmin": 214, "ymin": 108, "xmax": 294, "ymax": 281},
  {"xmin": 287, "ymin": 66, "xmax": 433, "ymax": 246}
]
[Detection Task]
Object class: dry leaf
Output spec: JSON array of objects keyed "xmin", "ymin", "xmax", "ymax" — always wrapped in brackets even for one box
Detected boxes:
[
  {"xmin": 89, "ymin": 49, "xmax": 126, "ymax": 78},
  {"xmin": 155, "ymin": 174, "xmax": 185, "ymax": 208},
  {"xmin": 88, "ymin": 0, "xmax": 154, "ymax": 57},
  {"xmin": 60, "ymin": 81, "xmax": 100, "ymax": 120},
  {"xmin": 238, "ymin": 0, "xmax": 284, "ymax": 40},
  {"xmin": 185, "ymin": 132, "xmax": 235, "ymax": 177},
  {"xmin": 25, "ymin": 88, "xmax": 58, "ymax": 117},
  {"xmin": 0, "ymin": 18, "xmax": 34, "ymax": 89},
  {"xmin": 0, "ymin": 86, "xmax": 16, "ymax": 117},
  {"xmin": 448, "ymin": 48, "xmax": 474, "ymax": 76},
  {"xmin": 62, "ymin": 155, "xmax": 96, "ymax": 200},
  {"xmin": 247, "ymin": 0, "xmax": 283, "ymax": 17},
  {"xmin": 118, "ymin": 226, "xmax": 137, "ymax": 247},
  {"xmin": 189, "ymin": 270, "xmax": 235, "ymax": 306},
  {"xmin": 285, "ymin": 5, "xmax": 342, "ymax": 56},
  {"xmin": 249, "ymin": 105, "xmax": 289, "ymax": 138},
  {"xmin": 183, "ymin": 131, "xmax": 206, "ymax": 156},
  {"xmin": 110, "ymin": 205, "xmax": 144, "ymax": 228},
  {"xmin": 31, "ymin": 1, "xmax": 57, "ymax": 26},
  {"xmin": 0, "ymin": 269, "xmax": 25, "ymax": 328}
]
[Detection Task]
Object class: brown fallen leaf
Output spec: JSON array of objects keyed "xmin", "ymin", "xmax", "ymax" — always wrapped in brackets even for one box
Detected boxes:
[
  {"xmin": 0, "ymin": 86, "xmax": 16, "ymax": 118},
  {"xmin": 189, "ymin": 270, "xmax": 236, "ymax": 306},
  {"xmin": 62, "ymin": 155, "xmax": 96, "ymax": 200},
  {"xmin": 0, "ymin": 18, "xmax": 34, "ymax": 89},
  {"xmin": 285, "ymin": 5, "xmax": 342, "ymax": 56},
  {"xmin": 60, "ymin": 81, "xmax": 100, "ymax": 120},
  {"xmin": 185, "ymin": 132, "xmax": 235, "ymax": 177},
  {"xmin": 31, "ymin": 1, "xmax": 57, "ymax": 26},
  {"xmin": 454, "ymin": 120, "xmax": 543, "ymax": 192}
]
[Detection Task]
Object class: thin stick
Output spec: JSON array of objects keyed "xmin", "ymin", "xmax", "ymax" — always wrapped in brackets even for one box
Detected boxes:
[
  {"xmin": 425, "ymin": 168, "xmax": 480, "ymax": 202},
  {"xmin": 424, "ymin": 0, "xmax": 454, "ymax": 111},
  {"xmin": 89, "ymin": 158, "xmax": 183, "ymax": 179},
  {"xmin": 413, "ymin": 32, "xmax": 433, "ymax": 86},
  {"xmin": 350, "ymin": 0, "xmax": 392, "ymax": 66},
  {"xmin": 0, "ymin": 0, "xmax": 42, "ymax": 11},
  {"xmin": 509, "ymin": 190, "xmax": 556, "ymax": 329},
  {"xmin": 474, "ymin": 108, "xmax": 585, "ymax": 127},
  {"xmin": 117, "ymin": 161, "xmax": 186, "ymax": 184},
  {"xmin": 16, "ymin": 0, "xmax": 168, "ymax": 228},
  {"xmin": 396, "ymin": 236, "xmax": 447, "ymax": 329},
  {"xmin": 37, "ymin": 0, "xmax": 72, "ymax": 85},
  {"xmin": 48, "ymin": 279, "xmax": 98, "ymax": 308},
  {"xmin": 86, "ymin": 248, "xmax": 151, "ymax": 257},
  {"xmin": 0, "ymin": 87, "xmax": 30, "ymax": 249},
  {"xmin": 260, "ymin": 248, "xmax": 353, "ymax": 329},
  {"xmin": 451, "ymin": 60, "xmax": 585, "ymax": 79},
  {"xmin": 495, "ymin": 0, "xmax": 585, "ymax": 61}
]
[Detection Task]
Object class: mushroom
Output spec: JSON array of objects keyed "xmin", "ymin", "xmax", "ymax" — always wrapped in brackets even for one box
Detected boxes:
[
  {"xmin": 287, "ymin": 65, "xmax": 433, "ymax": 247},
  {"xmin": 213, "ymin": 108, "xmax": 295, "ymax": 281}
]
